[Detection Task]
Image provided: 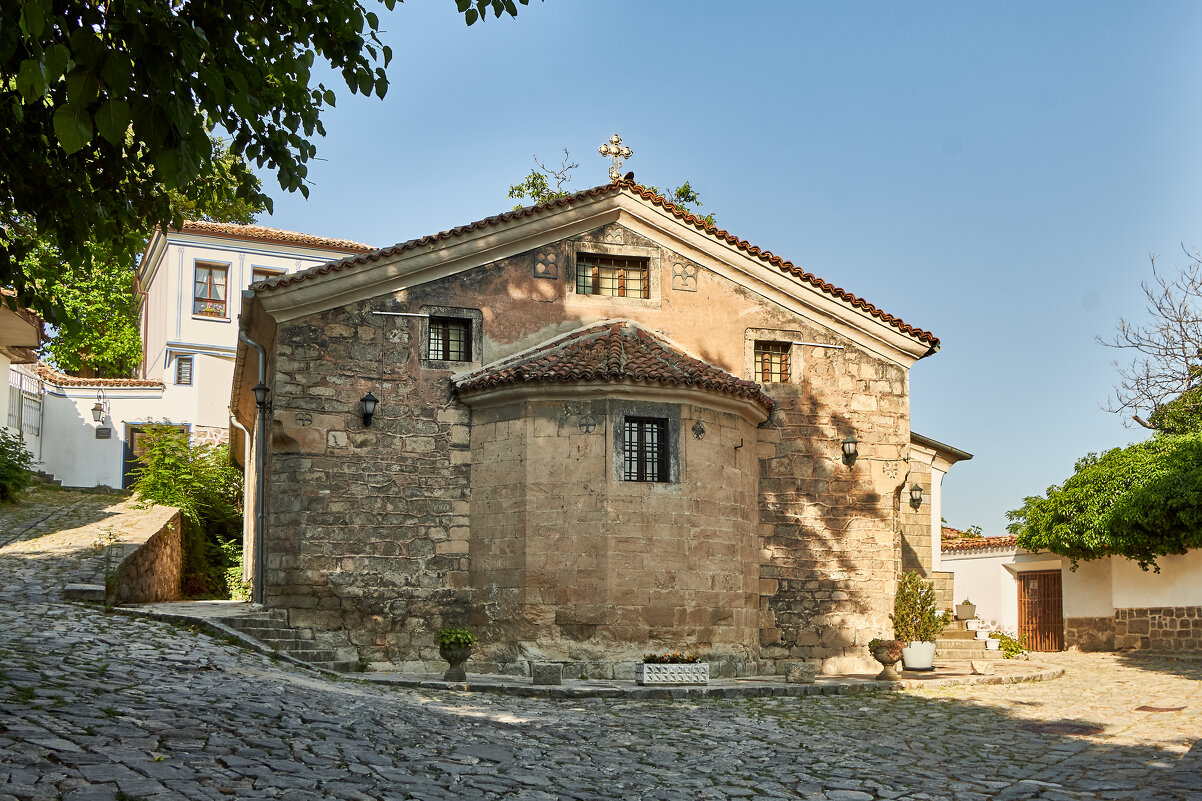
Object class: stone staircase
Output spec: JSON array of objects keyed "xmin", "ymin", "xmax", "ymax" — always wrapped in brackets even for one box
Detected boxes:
[
  {"xmin": 938, "ymin": 618, "xmax": 1003, "ymax": 661},
  {"xmin": 219, "ymin": 608, "xmax": 359, "ymax": 672}
]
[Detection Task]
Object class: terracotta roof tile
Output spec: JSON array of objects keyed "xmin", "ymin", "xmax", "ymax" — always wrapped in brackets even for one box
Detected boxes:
[
  {"xmin": 35, "ymin": 363, "xmax": 164, "ymax": 389},
  {"xmin": 177, "ymin": 221, "xmax": 373, "ymax": 253},
  {"xmin": 454, "ymin": 322, "xmax": 776, "ymax": 412},
  {"xmin": 256, "ymin": 182, "xmax": 939, "ymax": 348},
  {"xmin": 941, "ymin": 528, "xmax": 1019, "ymax": 553}
]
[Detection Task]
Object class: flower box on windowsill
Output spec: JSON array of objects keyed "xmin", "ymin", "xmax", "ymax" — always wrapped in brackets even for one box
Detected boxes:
[{"xmin": 635, "ymin": 662, "xmax": 709, "ymax": 685}]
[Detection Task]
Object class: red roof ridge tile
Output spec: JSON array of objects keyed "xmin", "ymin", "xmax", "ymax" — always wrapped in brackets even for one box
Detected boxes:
[
  {"xmin": 35, "ymin": 363, "xmax": 165, "ymax": 389},
  {"xmin": 176, "ymin": 220, "xmax": 373, "ymax": 253},
  {"xmin": 941, "ymin": 534, "xmax": 1020, "ymax": 553},
  {"xmin": 252, "ymin": 182, "xmax": 938, "ymax": 349},
  {"xmin": 454, "ymin": 320, "xmax": 775, "ymax": 412}
]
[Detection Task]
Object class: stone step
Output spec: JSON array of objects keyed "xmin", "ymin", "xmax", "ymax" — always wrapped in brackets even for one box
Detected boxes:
[
  {"xmin": 940, "ymin": 649, "xmax": 1005, "ymax": 660},
  {"xmin": 283, "ymin": 648, "xmax": 341, "ymax": 663},
  {"xmin": 937, "ymin": 638, "xmax": 997, "ymax": 651},
  {"xmin": 63, "ymin": 583, "xmax": 106, "ymax": 603},
  {"xmin": 311, "ymin": 661, "xmax": 360, "ymax": 673},
  {"xmin": 231, "ymin": 625, "xmax": 313, "ymax": 642}
]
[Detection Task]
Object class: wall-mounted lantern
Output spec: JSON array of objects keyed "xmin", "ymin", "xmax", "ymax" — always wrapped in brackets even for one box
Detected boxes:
[
  {"xmin": 90, "ymin": 389, "xmax": 108, "ymax": 423},
  {"xmin": 251, "ymin": 382, "xmax": 270, "ymax": 410},
  {"xmin": 909, "ymin": 483, "xmax": 924, "ymax": 509},
  {"xmin": 841, "ymin": 434, "xmax": 858, "ymax": 464},
  {"xmin": 361, "ymin": 391, "xmax": 379, "ymax": 427}
]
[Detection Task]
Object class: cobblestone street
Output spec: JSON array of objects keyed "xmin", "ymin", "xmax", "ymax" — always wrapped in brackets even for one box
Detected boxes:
[{"xmin": 2, "ymin": 490, "xmax": 1200, "ymax": 800}]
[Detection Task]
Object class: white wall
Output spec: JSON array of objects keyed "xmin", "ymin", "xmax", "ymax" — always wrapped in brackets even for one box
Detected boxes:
[
  {"xmin": 40, "ymin": 384, "xmax": 166, "ymax": 489},
  {"xmin": 1112, "ymin": 550, "xmax": 1202, "ymax": 608},
  {"xmin": 1060, "ymin": 558, "xmax": 1113, "ymax": 618},
  {"xmin": 943, "ymin": 549, "xmax": 1062, "ymax": 634}
]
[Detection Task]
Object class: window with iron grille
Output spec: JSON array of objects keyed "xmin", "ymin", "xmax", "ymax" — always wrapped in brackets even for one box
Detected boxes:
[
  {"xmin": 754, "ymin": 341, "xmax": 791, "ymax": 383},
  {"xmin": 576, "ymin": 254, "xmax": 650, "ymax": 298},
  {"xmin": 623, "ymin": 417, "xmax": 669, "ymax": 482},
  {"xmin": 176, "ymin": 355, "xmax": 193, "ymax": 386},
  {"xmin": 427, "ymin": 317, "xmax": 472, "ymax": 361},
  {"xmin": 193, "ymin": 262, "xmax": 228, "ymax": 316}
]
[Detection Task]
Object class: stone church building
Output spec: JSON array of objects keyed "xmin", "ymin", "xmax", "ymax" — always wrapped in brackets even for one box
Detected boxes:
[{"xmin": 231, "ymin": 180, "xmax": 956, "ymax": 676}]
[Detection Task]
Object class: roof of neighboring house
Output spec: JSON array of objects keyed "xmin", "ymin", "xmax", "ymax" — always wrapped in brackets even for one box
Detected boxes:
[
  {"xmin": 175, "ymin": 221, "xmax": 374, "ymax": 254},
  {"xmin": 35, "ymin": 363, "xmax": 164, "ymax": 389},
  {"xmin": 454, "ymin": 321, "xmax": 776, "ymax": 412},
  {"xmin": 941, "ymin": 525, "xmax": 1019, "ymax": 553},
  {"xmin": 911, "ymin": 432, "xmax": 973, "ymax": 463},
  {"xmin": 254, "ymin": 180, "xmax": 939, "ymax": 349}
]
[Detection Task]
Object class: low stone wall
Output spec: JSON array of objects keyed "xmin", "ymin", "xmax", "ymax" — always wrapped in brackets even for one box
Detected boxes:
[
  {"xmin": 1064, "ymin": 616, "xmax": 1115, "ymax": 651},
  {"xmin": 110, "ymin": 507, "xmax": 183, "ymax": 604},
  {"xmin": 1114, "ymin": 606, "xmax": 1202, "ymax": 652}
]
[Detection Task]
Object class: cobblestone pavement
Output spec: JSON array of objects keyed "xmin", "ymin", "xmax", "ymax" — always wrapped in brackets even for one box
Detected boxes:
[{"xmin": 1, "ymin": 491, "xmax": 1201, "ymax": 800}]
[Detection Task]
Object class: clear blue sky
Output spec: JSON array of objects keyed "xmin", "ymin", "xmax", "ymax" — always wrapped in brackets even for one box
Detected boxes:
[{"xmin": 258, "ymin": 1, "xmax": 1202, "ymax": 536}]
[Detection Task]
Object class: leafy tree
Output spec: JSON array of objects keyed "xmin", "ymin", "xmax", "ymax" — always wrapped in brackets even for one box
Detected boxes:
[
  {"xmin": 1007, "ymin": 433, "xmax": 1202, "ymax": 571},
  {"xmin": 33, "ymin": 136, "xmax": 263, "ymax": 377},
  {"xmin": 507, "ymin": 150, "xmax": 717, "ymax": 225},
  {"xmin": 1, "ymin": 0, "xmax": 536, "ymax": 326},
  {"xmin": 0, "ymin": 429, "xmax": 36, "ymax": 503}
]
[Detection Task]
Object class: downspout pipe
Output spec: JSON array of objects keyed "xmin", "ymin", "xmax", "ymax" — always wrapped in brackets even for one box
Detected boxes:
[
  {"xmin": 239, "ymin": 328, "xmax": 268, "ymax": 605},
  {"xmin": 228, "ymin": 412, "xmax": 252, "ymax": 588}
]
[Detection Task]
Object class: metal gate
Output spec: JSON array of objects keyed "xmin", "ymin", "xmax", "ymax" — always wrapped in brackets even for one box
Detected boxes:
[{"xmin": 1018, "ymin": 570, "xmax": 1064, "ymax": 651}]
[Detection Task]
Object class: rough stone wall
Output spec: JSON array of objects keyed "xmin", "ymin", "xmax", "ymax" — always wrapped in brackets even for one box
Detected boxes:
[
  {"xmin": 264, "ymin": 301, "xmax": 472, "ymax": 671},
  {"xmin": 1114, "ymin": 606, "xmax": 1202, "ymax": 652},
  {"xmin": 112, "ymin": 509, "xmax": 182, "ymax": 604},
  {"xmin": 897, "ymin": 463, "xmax": 952, "ymax": 610},
  {"xmin": 468, "ymin": 397, "xmax": 760, "ymax": 677},
  {"xmin": 756, "ymin": 338, "xmax": 908, "ymax": 675},
  {"xmin": 1064, "ymin": 616, "xmax": 1115, "ymax": 651},
  {"xmin": 191, "ymin": 425, "xmax": 228, "ymax": 447}
]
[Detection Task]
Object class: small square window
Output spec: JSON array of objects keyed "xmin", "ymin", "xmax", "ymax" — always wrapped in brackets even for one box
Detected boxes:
[
  {"xmin": 576, "ymin": 255, "xmax": 649, "ymax": 298},
  {"xmin": 623, "ymin": 417, "xmax": 669, "ymax": 482},
  {"xmin": 194, "ymin": 262, "xmax": 228, "ymax": 317},
  {"xmin": 428, "ymin": 317, "xmax": 472, "ymax": 362},
  {"xmin": 251, "ymin": 266, "xmax": 283, "ymax": 284},
  {"xmin": 754, "ymin": 341, "xmax": 791, "ymax": 383},
  {"xmin": 175, "ymin": 356, "xmax": 193, "ymax": 386}
]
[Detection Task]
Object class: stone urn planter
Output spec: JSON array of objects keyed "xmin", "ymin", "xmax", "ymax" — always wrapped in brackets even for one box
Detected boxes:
[
  {"xmin": 901, "ymin": 641, "xmax": 937, "ymax": 671},
  {"xmin": 438, "ymin": 627, "xmax": 476, "ymax": 682},
  {"xmin": 955, "ymin": 601, "xmax": 977, "ymax": 620},
  {"xmin": 870, "ymin": 639, "xmax": 905, "ymax": 680},
  {"xmin": 637, "ymin": 654, "xmax": 708, "ymax": 685}
]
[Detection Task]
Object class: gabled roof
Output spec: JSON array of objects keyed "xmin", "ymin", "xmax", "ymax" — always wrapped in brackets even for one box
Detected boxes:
[
  {"xmin": 173, "ymin": 221, "xmax": 373, "ymax": 254},
  {"xmin": 255, "ymin": 181, "xmax": 938, "ymax": 349},
  {"xmin": 454, "ymin": 321, "xmax": 776, "ymax": 412}
]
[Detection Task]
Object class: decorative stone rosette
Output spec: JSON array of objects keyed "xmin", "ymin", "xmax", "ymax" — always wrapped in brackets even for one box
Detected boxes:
[{"xmin": 635, "ymin": 662, "xmax": 710, "ymax": 685}]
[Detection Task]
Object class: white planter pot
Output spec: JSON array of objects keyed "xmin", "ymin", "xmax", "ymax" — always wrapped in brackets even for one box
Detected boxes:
[
  {"xmin": 901, "ymin": 641, "xmax": 936, "ymax": 671},
  {"xmin": 985, "ymin": 639, "xmax": 1001, "ymax": 651},
  {"xmin": 636, "ymin": 663, "xmax": 709, "ymax": 685},
  {"xmin": 966, "ymin": 619, "xmax": 981, "ymax": 631},
  {"xmin": 975, "ymin": 629, "xmax": 990, "ymax": 640},
  {"xmin": 955, "ymin": 604, "xmax": 977, "ymax": 620}
]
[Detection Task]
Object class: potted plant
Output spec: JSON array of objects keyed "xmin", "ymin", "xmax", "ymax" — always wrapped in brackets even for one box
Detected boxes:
[
  {"xmin": 868, "ymin": 638, "xmax": 905, "ymax": 681},
  {"xmin": 636, "ymin": 652, "xmax": 709, "ymax": 685},
  {"xmin": 891, "ymin": 572, "xmax": 943, "ymax": 671},
  {"xmin": 438, "ymin": 627, "xmax": 475, "ymax": 682},
  {"xmin": 955, "ymin": 598, "xmax": 977, "ymax": 620}
]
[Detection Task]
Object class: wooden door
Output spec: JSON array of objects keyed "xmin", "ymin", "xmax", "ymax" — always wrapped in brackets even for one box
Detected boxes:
[{"xmin": 1018, "ymin": 570, "xmax": 1064, "ymax": 651}]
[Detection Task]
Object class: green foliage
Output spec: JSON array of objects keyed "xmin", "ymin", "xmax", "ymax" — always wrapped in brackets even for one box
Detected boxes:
[
  {"xmin": 437, "ymin": 627, "xmax": 476, "ymax": 648},
  {"xmin": 1007, "ymin": 432, "xmax": 1202, "ymax": 571},
  {"xmin": 642, "ymin": 652, "xmax": 701, "ymax": 664},
  {"xmin": 891, "ymin": 572, "xmax": 943, "ymax": 642},
  {"xmin": 989, "ymin": 631, "xmax": 1026, "ymax": 659},
  {"xmin": 1148, "ymin": 384, "xmax": 1202, "ymax": 435},
  {"xmin": 507, "ymin": 150, "xmax": 717, "ymax": 225},
  {"xmin": 131, "ymin": 425, "xmax": 244, "ymax": 596},
  {"xmin": 1, "ymin": 1, "xmax": 536, "ymax": 326},
  {"xmin": 0, "ymin": 430, "xmax": 35, "ymax": 503}
]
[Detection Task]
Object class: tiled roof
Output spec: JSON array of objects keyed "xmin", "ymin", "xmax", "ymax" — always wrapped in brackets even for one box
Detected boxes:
[
  {"xmin": 35, "ymin": 364, "xmax": 164, "ymax": 389},
  {"xmin": 454, "ymin": 321, "xmax": 776, "ymax": 412},
  {"xmin": 255, "ymin": 181, "xmax": 939, "ymax": 348},
  {"xmin": 177, "ymin": 221, "xmax": 373, "ymax": 253},
  {"xmin": 941, "ymin": 526, "xmax": 1019, "ymax": 553}
]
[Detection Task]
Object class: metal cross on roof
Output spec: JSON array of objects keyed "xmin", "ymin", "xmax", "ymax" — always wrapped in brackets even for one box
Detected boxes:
[{"xmin": 599, "ymin": 133, "xmax": 633, "ymax": 182}]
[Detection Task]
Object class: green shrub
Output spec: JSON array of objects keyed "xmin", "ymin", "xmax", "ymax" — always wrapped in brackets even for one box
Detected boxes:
[
  {"xmin": 0, "ymin": 429, "xmax": 35, "ymax": 502},
  {"xmin": 131, "ymin": 425, "xmax": 243, "ymax": 597},
  {"xmin": 891, "ymin": 572, "xmax": 944, "ymax": 642},
  {"xmin": 990, "ymin": 631, "xmax": 1026, "ymax": 658}
]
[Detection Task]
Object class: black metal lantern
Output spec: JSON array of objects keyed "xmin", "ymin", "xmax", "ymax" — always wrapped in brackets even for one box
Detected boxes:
[
  {"xmin": 361, "ymin": 391, "xmax": 379, "ymax": 426},
  {"xmin": 251, "ymin": 382, "xmax": 270, "ymax": 408},
  {"xmin": 841, "ymin": 434, "xmax": 858, "ymax": 463},
  {"xmin": 91, "ymin": 389, "xmax": 108, "ymax": 423},
  {"xmin": 909, "ymin": 483, "xmax": 924, "ymax": 509}
]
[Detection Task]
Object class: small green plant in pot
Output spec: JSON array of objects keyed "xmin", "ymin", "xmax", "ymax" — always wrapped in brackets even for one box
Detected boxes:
[
  {"xmin": 891, "ymin": 572, "xmax": 943, "ymax": 671},
  {"xmin": 438, "ymin": 627, "xmax": 476, "ymax": 682},
  {"xmin": 955, "ymin": 598, "xmax": 977, "ymax": 620}
]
